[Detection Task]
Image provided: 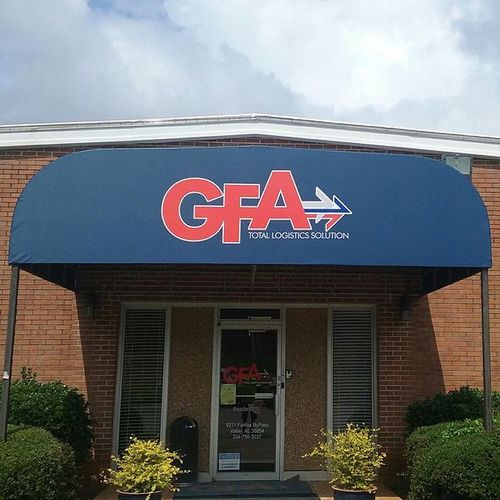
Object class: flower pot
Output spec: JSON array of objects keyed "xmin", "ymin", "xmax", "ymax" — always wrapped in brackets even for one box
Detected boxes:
[
  {"xmin": 117, "ymin": 491, "xmax": 162, "ymax": 500},
  {"xmin": 333, "ymin": 487, "xmax": 376, "ymax": 500}
]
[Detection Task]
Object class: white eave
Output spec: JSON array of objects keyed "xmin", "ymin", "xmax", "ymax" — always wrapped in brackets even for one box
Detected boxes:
[{"xmin": 2, "ymin": 113, "xmax": 500, "ymax": 158}]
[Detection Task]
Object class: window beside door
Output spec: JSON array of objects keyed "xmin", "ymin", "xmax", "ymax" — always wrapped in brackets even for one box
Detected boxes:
[
  {"xmin": 116, "ymin": 306, "xmax": 168, "ymax": 454},
  {"xmin": 331, "ymin": 307, "xmax": 376, "ymax": 431}
]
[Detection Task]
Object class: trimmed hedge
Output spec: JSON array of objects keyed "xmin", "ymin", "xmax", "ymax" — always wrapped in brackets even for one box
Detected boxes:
[
  {"xmin": 407, "ymin": 417, "xmax": 500, "ymax": 500},
  {"xmin": 6, "ymin": 423, "xmax": 29, "ymax": 436},
  {"xmin": 4, "ymin": 372, "xmax": 93, "ymax": 463},
  {"xmin": 406, "ymin": 419, "xmax": 484, "ymax": 469},
  {"xmin": 406, "ymin": 386, "xmax": 500, "ymax": 432},
  {"xmin": 0, "ymin": 427, "xmax": 79, "ymax": 500},
  {"xmin": 408, "ymin": 429, "xmax": 500, "ymax": 500}
]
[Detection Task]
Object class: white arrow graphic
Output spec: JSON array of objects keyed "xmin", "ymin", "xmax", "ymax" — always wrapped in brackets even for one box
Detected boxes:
[
  {"xmin": 303, "ymin": 187, "xmax": 342, "ymax": 222},
  {"xmin": 302, "ymin": 187, "xmax": 341, "ymax": 210}
]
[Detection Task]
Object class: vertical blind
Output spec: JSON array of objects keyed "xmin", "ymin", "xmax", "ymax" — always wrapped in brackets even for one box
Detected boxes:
[
  {"xmin": 118, "ymin": 307, "xmax": 167, "ymax": 453},
  {"xmin": 332, "ymin": 309, "xmax": 374, "ymax": 430}
]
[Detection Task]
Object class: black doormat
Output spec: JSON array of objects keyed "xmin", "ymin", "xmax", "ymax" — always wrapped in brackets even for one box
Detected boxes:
[{"xmin": 174, "ymin": 480, "xmax": 318, "ymax": 498}]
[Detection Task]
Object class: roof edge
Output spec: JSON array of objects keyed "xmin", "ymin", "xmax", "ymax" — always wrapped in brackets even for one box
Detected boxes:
[{"xmin": 2, "ymin": 113, "xmax": 500, "ymax": 158}]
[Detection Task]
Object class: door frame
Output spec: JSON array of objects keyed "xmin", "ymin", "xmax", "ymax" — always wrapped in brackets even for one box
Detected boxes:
[{"xmin": 209, "ymin": 311, "xmax": 285, "ymax": 480}]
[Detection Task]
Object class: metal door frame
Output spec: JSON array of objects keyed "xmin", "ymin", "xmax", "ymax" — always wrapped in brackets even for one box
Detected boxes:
[{"xmin": 210, "ymin": 315, "xmax": 284, "ymax": 480}]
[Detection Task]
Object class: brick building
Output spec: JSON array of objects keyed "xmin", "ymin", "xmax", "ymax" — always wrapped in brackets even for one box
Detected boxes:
[{"xmin": 0, "ymin": 114, "xmax": 497, "ymax": 481}]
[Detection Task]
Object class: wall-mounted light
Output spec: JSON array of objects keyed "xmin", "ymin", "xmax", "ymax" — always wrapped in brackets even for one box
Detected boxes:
[
  {"xmin": 443, "ymin": 155, "xmax": 471, "ymax": 176},
  {"xmin": 400, "ymin": 295, "xmax": 411, "ymax": 321},
  {"xmin": 81, "ymin": 292, "xmax": 97, "ymax": 318}
]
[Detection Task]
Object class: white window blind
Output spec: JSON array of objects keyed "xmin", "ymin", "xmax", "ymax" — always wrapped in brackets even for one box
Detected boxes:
[
  {"xmin": 332, "ymin": 309, "xmax": 374, "ymax": 431},
  {"xmin": 118, "ymin": 308, "xmax": 167, "ymax": 453}
]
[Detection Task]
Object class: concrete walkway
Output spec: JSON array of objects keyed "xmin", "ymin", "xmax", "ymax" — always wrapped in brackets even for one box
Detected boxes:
[
  {"xmin": 310, "ymin": 482, "xmax": 401, "ymax": 499},
  {"xmin": 95, "ymin": 482, "xmax": 402, "ymax": 499}
]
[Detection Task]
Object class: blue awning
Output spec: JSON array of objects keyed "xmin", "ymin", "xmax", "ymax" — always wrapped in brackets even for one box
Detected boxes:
[{"xmin": 9, "ymin": 147, "xmax": 491, "ymax": 292}]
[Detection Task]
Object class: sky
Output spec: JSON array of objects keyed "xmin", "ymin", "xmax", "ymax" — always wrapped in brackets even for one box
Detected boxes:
[{"xmin": 1, "ymin": 0, "xmax": 500, "ymax": 136}]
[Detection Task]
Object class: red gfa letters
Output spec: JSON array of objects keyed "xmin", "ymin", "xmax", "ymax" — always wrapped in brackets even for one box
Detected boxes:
[
  {"xmin": 222, "ymin": 363, "xmax": 262, "ymax": 384},
  {"xmin": 161, "ymin": 170, "xmax": 311, "ymax": 244}
]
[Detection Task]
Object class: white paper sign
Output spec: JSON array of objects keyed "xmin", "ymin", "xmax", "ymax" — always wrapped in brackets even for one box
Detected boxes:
[{"xmin": 218, "ymin": 452, "xmax": 240, "ymax": 471}]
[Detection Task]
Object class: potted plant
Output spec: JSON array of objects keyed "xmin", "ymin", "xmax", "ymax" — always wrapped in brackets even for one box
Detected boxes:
[
  {"xmin": 303, "ymin": 424, "xmax": 386, "ymax": 500},
  {"xmin": 104, "ymin": 437, "xmax": 187, "ymax": 500}
]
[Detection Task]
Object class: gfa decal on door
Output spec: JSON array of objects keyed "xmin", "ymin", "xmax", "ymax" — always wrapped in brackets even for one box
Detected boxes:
[{"xmin": 161, "ymin": 170, "xmax": 352, "ymax": 244}]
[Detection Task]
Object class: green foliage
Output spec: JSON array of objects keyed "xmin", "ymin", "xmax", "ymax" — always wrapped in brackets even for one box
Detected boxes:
[
  {"xmin": 406, "ymin": 386, "xmax": 500, "ymax": 433},
  {"xmin": 408, "ymin": 429, "xmax": 500, "ymax": 500},
  {"xmin": 4, "ymin": 370, "xmax": 93, "ymax": 463},
  {"xmin": 0, "ymin": 427, "xmax": 78, "ymax": 500},
  {"xmin": 104, "ymin": 437, "xmax": 187, "ymax": 498},
  {"xmin": 303, "ymin": 424, "xmax": 386, "ymax": 492},
  {"xmin": 406, "ymin": 419, "xmax": 484, "ymax": 470},
  {"xmin": 6, "ymin": 423, "xmax": 30, "ymax": 436}
]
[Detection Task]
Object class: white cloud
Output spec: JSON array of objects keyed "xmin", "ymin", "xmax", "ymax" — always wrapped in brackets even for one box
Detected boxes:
[
  {"xmin": 1, "ymin": 0, "xmax": 500, "ymax": 135},
  {"xmin": 164, "ymin": 0, "xmax": 478, "ymax": 113},
  {"xmin": 0, "ymin": 0, "xmax": 311, "ymax": 123}
]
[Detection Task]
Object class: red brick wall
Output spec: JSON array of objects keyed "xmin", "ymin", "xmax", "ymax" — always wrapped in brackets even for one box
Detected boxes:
[
  {"xmin": 0, "ymin": 140, "xmax": 498, "ymax": 475},
  {"xmin": 75, "ymin": 265, "xmax": 421, "ymax": 472}
]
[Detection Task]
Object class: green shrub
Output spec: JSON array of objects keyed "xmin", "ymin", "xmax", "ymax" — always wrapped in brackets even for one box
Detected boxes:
[
  {"xmin": 303, "ymin": 424, "xmax": 386, "ymax": 492},
  {"xmin": 4, "ymin": 371, "xmax": 93, "ymax": 463},
  {"xmin": 406, "ymin": 386, "xmax": 500, "ymax": 432},
  {"xmin": 6, "ymin": 423, "xmax": 29, "ymax": 436},
  {"xmin": 406, "ymin": 419, "xmax": 484, "ymax": 469},
  {"xmin": 0, "ymin": 427, "xmax": 79, "ymax": 500},
  {"xmin": 408, "ymin": 430, "xmax": 500, "ymax": 500},
  {"xmin": 104, "ymin": 437, "xmax": 187, "ymax": 496}
]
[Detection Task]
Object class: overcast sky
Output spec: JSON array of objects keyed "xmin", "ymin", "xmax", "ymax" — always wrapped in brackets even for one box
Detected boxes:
[{"xmin": 1, "ymin": 0, "xmax": 500, "ymax": 136}]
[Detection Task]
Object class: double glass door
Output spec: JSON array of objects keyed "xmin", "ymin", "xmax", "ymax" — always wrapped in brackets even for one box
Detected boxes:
[{"xmin": 215, "ymin": 326, "xmax": 281, "ymax": 478}]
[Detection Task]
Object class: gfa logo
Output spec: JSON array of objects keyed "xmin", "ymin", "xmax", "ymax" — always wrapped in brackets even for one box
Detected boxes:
[{"xmin": 161, "ymin": 170, "xmax": 352, "ymax": 244}]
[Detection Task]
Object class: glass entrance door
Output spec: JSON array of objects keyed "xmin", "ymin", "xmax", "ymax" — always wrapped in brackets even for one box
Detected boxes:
[{"xmin": 216, "ymin": 327, "xmax": 280, "ymax": 478}]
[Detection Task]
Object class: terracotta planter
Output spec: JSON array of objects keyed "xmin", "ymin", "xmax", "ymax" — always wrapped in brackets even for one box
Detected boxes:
[
  {"xmin": 332, "ymin": 487, "xmax": 376, "ymax": 500},
  {"xmin": 117, "ymin": 491, "xmax": 162, "ymax": 500}
]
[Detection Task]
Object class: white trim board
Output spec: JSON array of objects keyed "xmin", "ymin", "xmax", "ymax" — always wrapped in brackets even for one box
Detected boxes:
[{"xmin": 2, "ymin": 113, "xmax": 500, "ymax": 158}]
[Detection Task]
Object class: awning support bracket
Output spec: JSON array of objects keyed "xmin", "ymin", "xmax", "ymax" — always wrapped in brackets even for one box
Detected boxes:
[
  {"xmin": 0, "ymin": 265, "xmax": 20, "ymax": 441},
  {"xmin": 481, "ymin": 268, "xmax": 493, "ymax": 431}
]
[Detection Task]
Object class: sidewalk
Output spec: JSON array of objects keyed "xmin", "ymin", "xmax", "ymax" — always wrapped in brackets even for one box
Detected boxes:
[
  {"xmin": 94, "ymin": 482, "xmax": 402, "ymax": 499},
  {"xmin": 310, "ymin": 482, "xmax": 401, "ymax": 499}
]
